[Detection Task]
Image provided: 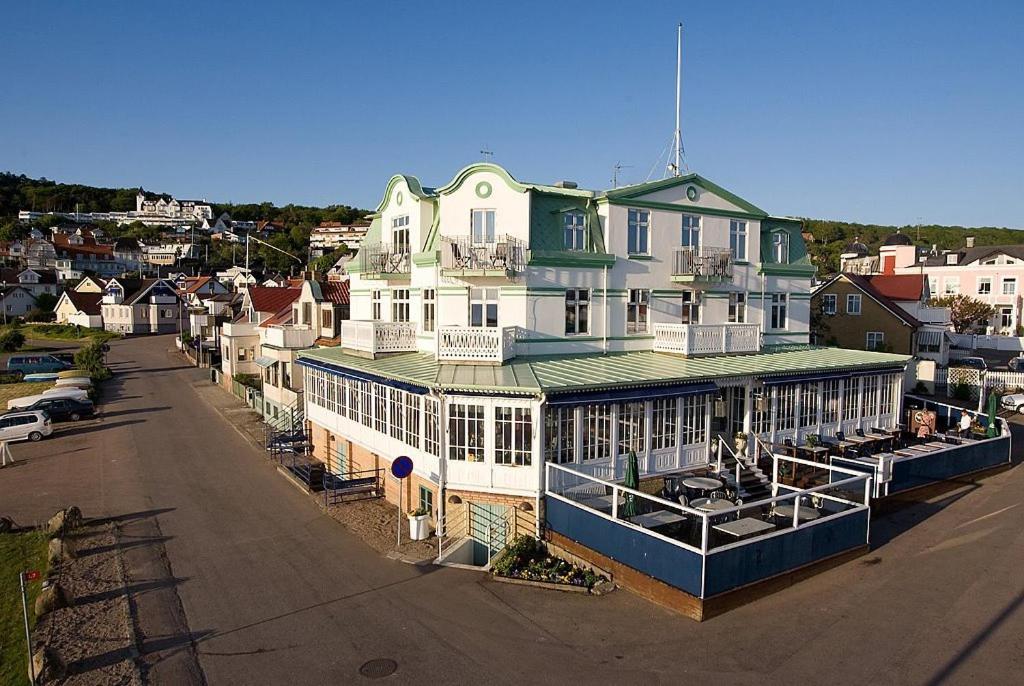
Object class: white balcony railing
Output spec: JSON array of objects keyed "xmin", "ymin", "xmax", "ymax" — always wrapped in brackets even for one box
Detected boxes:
[
  {"xmin": 340, "ymin": 320, "xmax": 417, "ymax": 355},
  {"xmin": 653, "ymin": 323, "xmax": 761, "ymax": 356},
  {"xmin": 671, "ymin": 246, "xmax": 733, "ymax": 280},
  {"xmin": 437, "ymin": 325, "xmax": 517, "ymax": 363},
  {"xmin": 222, "ymin": 321, "xmax": 259, "ymax": 337},
  {"xmin": 264, "ymin": 324, "xmax": 316, "ymax": 349}
]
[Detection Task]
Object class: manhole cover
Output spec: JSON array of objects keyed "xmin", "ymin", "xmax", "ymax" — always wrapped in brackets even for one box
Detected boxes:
[{"xmin": 359, "ymin": 658, "xmax": 397, "ymax": 679}]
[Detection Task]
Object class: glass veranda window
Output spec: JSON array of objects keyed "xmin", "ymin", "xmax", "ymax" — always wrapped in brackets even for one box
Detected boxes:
[
  {"xmin": 544, "ymin": 406, "xmax": 576, "ymax": 464},
  {"xmin": 495, "ymin": 407, "xmax": 532, "ymax": 466},
  {"xmin": 448, "ymin": 403, "xmax": 485, "ymax": 462},
  {"xmin": 471, "ymin": 209, "xmax": 496, "ymax": 244}
]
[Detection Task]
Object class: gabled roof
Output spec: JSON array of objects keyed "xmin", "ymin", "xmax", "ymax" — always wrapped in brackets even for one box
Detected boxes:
[
  {"xmin": 247, "ymin": 286, "xmax": 301, "ymax": 314},
  {"xmin": 60, "ymin": 290, "xmax": 102, "ymax": 316},
  {"xmin": 819, "ymin": 273, "xmax": 923, "ymax": 328},
  {"xmin": 602, "ymin": 173, "xmax": 768, "ymax": 215},
  {"xmin": 866, "ymin": 274, "xmax": 926, "ymax": 302},
  {"xmin": 319, "ymin": 280, "xmax": 349, "ymax": 304}
]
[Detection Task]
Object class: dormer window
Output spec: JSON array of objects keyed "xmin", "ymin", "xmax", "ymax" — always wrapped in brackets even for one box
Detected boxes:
[
  {"xmin": 563, "ymin": 211, "xmax": 586, "ymax": 251},
  {"xmin": 771, "ymin": 231, "xmax": 789, "ymax": 264}
]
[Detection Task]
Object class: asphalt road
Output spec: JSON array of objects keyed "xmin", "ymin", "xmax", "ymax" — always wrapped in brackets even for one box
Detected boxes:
[{"xmin": 3, "ymin": 334, "xmax": 1023, "ymax": 685}]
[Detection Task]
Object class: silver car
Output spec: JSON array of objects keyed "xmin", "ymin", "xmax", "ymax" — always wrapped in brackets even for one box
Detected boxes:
[{"xmin": 0, "ymin": 410, "xmax": 53, "ymax": 442}]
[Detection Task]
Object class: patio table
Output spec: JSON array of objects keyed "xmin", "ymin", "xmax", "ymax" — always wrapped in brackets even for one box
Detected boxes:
[
  {"xmin": 771, "ymin": 443, "xmax": 799, "ymax": 457},
  {"xmin": 713, "ymin": 517, "xmax": 776, "ymax": 539},
  {"xmin": 682, "ymin": 477, "xmax": 724, "ymax": 492},
  {"xmin": 628, "ymin": 510, "xmax": 686, "ymax": 528},
  {"xmin": 578, "ymin": 494, "xmax": 624, "ymax": 513},
  {"xmin": 690, "ymin": 498, "xmax": 734, "ymax": 512},
  {"xmin": 795, "ymin": 445, "xmax": 830, "ymax": 462},
  {"xmin": 773, "ymin": 504, "xmax": 820, "ymax": 522}
]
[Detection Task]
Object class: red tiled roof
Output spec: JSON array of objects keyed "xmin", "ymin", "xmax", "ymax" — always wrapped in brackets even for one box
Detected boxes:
[
  {"xmin": 184, "ymin": 276, "xmax": 212, "ymax": 294},
  {"xmin": 320, "ymin": 280, "xmax": 349, "ymax": 304},
  {"xmin": 866, "ymin": 274, "xmax": 926, "ymax": 301},
  {"xmin": 248, "ymin": 286, "xmax": 300, "ymax": 314},
  {"xmin": 843, "ymin": 274, "xmax": 923, "ymax": 328}
]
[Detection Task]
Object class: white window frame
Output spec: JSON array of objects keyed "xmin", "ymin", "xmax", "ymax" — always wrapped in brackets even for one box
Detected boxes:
[
  {"xmin": 471, "ymin": 209, "xmax": 496, "ymax": 244},
  {"xmin": 822, "ymin": 293, "xmax": 837, "ymax": 315},
  {"xmin": 1003, "ymin": 278, "xmax": 1017, "ymax": 295},
  {"xmin": 422, "ymin": 288, "xmax": 435, "ymax": 332},
  {"xmin": 728, "ymin": 292, "xmax": 746, "ymax": 323},
  {"xmin": 977, "ymin": 277, "xmax": 992, "ymax": 295},
  {"xmin": 651, "ymin": 398, "xmax": 677, "ymax": 450},
  {"xmin": 771, "ymin": 231, "xmax": 789, "ymax": 264},
  {"xmin": 627, "ymin": 289, "xmax": 650, "ymax": 333},
  {"xmin": 565, "ymin": 288, "xmax": 590, "ymax": 335},
  {"xmin": 448, "ymin": 402, "xmax": 485, "ymax": 462},
  {"xmin": 371, "ymin": 289, "xmax": 382, "ymax": 320},
  {"xmin": 563, "ymin": 211, "xmax": 586, "ymax": 251},
  {"xmin": 469, "ymin": 287, "xmax": 499, "ymax": 328},
  {"xmin": 582, "ymin": 404, "xmax": 611, "ymax": 461},
  {"xmin": 627, "ymin": 209, "xmax": 650, "ymax": 255},
  {"xmin": 495, "ymin": 406, "xmax": 532, "ymax": 466},
  {"xmin": 770, "ymin": 294, "xmax": 788, "ymax": 330},
  {"xmin": 943, "ymin": 277, "xmax": 960, "ymax": 295},
  {"xmin": 681, "ymin": 214, "xmax": 701, "ymax": 249},
  {"xmin": 544, "ymin": 406, "xmax": 576, "ymax": 464},
  {"xmin": 391, "ymin": 288, "xmax": 410, "ymax": 323},
  {"xmin": 391, "ymin": 215, "xmax": 410, "ymax": 253},
  {"xmin": 729, "ymin": 220, "xmax": 747, "ymax": 261},
  {"xmin": 846, "ymin": 293, "xmax": 862, "ymax": 315},
  {"xmin": 681, "ymin": 290, "xmax": 700, "ymax": 325},
  {"xmin": 617, "ymin": 401, "xmax": 646, "ymax": 456},
  {"xmin": 866, "ymin": 331, "xmax": 885, "ymax": 351}
]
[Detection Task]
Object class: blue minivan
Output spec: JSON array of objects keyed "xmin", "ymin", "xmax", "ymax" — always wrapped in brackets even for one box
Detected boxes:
[{"xmin": 6, "ymin": 354, "xmax": 72, "ymax": 376}]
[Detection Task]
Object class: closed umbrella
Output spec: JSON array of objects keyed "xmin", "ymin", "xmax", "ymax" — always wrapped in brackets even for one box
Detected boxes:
[
  {"xmin": 987, "ymin": 391, "xmax": 999, "ymax": 438},
  {"xmin": 621, "ymin": 450, "xmax": 640, "ymax": 519}
]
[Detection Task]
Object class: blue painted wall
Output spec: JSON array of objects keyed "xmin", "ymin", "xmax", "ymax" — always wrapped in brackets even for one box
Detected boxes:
[
  {"xmin": 545, "ymin": 497, "xmax": 704, "ymax": 597},
  {"xmin": 702, "ymin": 510, "xmax": 869, "ymax": 597},
  {"xmin": 887, "ymin": 436, "xmax": 1010, "ymax": 495}
]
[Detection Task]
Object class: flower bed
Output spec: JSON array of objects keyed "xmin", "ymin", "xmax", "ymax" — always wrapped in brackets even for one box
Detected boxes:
[{"xmin": 491, "ymin": 536, "xmax": 605, "ymax": 590}]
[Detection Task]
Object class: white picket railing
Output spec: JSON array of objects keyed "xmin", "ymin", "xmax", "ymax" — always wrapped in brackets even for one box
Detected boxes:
[
  {"xmin": 437, "ymin": 325, "xmax": 517, "ymax": 363},
  {"xmin": 653, "ymin": 323, "xmax": 761, "ymax": 356},
  {"xmin": 340, "ymin": 320, "xmax": 417, "ymax": 355}
]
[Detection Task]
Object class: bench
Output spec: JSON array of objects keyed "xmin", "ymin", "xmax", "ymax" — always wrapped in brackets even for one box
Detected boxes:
[{"xmin": 323, "ymin": 474, "xmax": 380, "ymax": 497}]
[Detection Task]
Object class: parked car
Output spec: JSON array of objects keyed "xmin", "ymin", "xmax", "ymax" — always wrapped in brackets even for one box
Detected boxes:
[
  {"xmin": 1000, "ymin": 393, "xmax": 1024, "ymax": 413},
  {"xmin": 8, "ymin": 388, "xmax": 89, "ymax": 410},
  {"xmin": 0, "ymin": 410, "xmax": 52, "ymax": 442},
  {"xmin": 14, "ymin": 397, "xmax": 94, "ymax": 422},
  {"xmin": 52, "ymin": 352, "xmax": 77, "ymax": 365},
  {"xmin": 5, "ymin": 354, "xmax": 72, "ymax": 376},
  {"xmin": 950, "ymin": 356, "xmax": 987, "ymax": 371},
  {"xmin": 1009, "ymin": 356, "xmax": 1024, "ymax": 372}
]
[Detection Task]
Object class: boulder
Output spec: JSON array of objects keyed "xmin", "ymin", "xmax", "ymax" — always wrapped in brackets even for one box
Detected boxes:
[
  {"xmin": 590, "ymin": 580, "xmax": 616, "ymax": 596},
  {"xmin": 34, "ymin": 583, "xmax": 71, "ymax": 616},
  {"xmin": 46, "ymin": 507, "xmax": 83, "ymax": 534},
  {"xmin": 64, "ymin": 506, "xmax": 83, "ymax": 529},
  {"xmin": 45, "ymin": 510, "xmax": 67, "ymax": 534},
  {"xmin": 31, "ymin": 646, "xmax": 65, "ymax": 683},
  {"xmin": 47, "ymin": 537, "xmax": 76, "ymax": 564}
]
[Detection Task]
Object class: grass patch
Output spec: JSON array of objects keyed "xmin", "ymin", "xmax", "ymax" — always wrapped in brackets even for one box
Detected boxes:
[
  {"xmin": 0, "ymin": 383, "xmax": 51, "ymax": 409},
  {"xmin": 0, "ymin": 530, "xmax": 50, "ymax": 686},
  {"xmin": 16, "ymin": 324, "xmax": 116, "ymax": 343}
]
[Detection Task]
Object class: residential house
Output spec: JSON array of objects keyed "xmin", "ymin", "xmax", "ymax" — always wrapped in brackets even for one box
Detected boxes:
[
  {"xmin": 101, "ymin": 278, "xmax": 181, "ymax": 334},
  {"xmin": 0, "ymin": 286, "xmax": 36, "ymax": 319},
  {"xmin": 113, "ymin": 237, "xmax": 145, "ymax": 273},
  {"xmin": 136, "ymin": 190, "xmax": 214, "ymax": 222},
  {"xmin": 54, "ymin": 290, "xmax": 103, "ymax": 327},
  {"xmin": 73, "ymin": 275, "xmax": 108, "ymax": 293},
  {"xmin": 296, "ymin": 163, "xmax": 908, "ymax": 559},
  {"xmin": 0, "ymin": 240, "xmax": 25, "ymax": 264},
  {"xmin": 215, "ymin": 265, "xmax": 258, "ymax": 290},
  {"xmin": 811, "ymin": 273, "xmax": 950, "ymax": 363},
  {"xmin": 52, "ymin": 231, "xmax": 124, "ymax": 278},
  {"xmin": 309, "ymin": 221, "xmax": 369, "ymax": 257},
  {"xmin": 0, "ymin": 267, "xmax": 59, "ymax": 299},
  {"xmin": 219, "ymin": 286, "xmax": 300, "ymax": 386}
]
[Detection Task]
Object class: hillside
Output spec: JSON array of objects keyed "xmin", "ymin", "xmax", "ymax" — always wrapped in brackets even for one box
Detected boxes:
[{"xmin": 802, "ymin": 219, "xmax": 1024, "ymax": 275}]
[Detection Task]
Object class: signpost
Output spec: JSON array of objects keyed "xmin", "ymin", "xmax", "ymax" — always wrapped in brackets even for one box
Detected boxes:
[
  {"xmin": 21, "ymin": 569, "xmax": 40, "ymax": 686},
  {"xmin": 0, "ymin": 440, "xmax": 13, "ymax": 468},
  {"xmin": 391, "ymin": 456, "xmax": 413, "ymax": 547}
]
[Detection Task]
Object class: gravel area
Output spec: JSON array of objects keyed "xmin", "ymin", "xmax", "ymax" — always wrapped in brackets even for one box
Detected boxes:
[
  {"xmin": 35, "ymin": 523, "xmax": 140, "ymax": 686},
  {"xmin": 327, "ymin": 498, "xmax": 437, "ymax": 563}
]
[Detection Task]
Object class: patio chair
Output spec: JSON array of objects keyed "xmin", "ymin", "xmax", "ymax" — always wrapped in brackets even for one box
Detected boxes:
[
  {"xmin": 783, "ymin": 437, "xmax": 795, "ymax": 447},
  {"xmin": 677, "ymin": 494, "xmax": 689, "ymax": 508},
  {"xmin": 491, "ymin": 241, "xmax": 509, "ymax": 270},
  {"xmin": 836, "ymin": 430, "xmax": 846, "ymax": 442},
  {"xmin": 449, "ymin": 242, "xmax": 473, "ymax": 269},
  {"xmin": 855, "ymin": 428, "xmax": 866, "ymax": 437}
]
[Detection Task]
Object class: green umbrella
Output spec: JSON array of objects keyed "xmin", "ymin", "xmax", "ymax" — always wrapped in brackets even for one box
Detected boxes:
[
  {"xmin": 986, "ymin": 390, "xmax": 999, "ymax": 438},
  {"xmin": 621, "ymin": 450, "xmax": 640, "ymax": 519}
]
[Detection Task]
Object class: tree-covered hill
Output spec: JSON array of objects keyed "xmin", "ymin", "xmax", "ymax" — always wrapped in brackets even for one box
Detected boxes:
[{"xmin": 802, "ymin": 218, "xmax": 1023, "ymax": 275}]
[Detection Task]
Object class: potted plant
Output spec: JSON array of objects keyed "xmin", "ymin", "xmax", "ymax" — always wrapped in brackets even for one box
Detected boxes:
[
  {"xmin": 734, "ymin": 431, "xmax": 748, "ymax": 456},
  {"xmin": 408, "ymin": 507, "xmax": 431, "ymax": 541}
]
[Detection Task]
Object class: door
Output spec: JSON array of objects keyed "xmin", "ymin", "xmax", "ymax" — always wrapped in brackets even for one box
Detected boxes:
[{"xmin": 468, "ymin": 502, "xmax": 509, "ymax": 565}]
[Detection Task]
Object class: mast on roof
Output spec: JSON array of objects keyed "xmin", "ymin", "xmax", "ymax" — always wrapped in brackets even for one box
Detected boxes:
[{"xmin": 667, "ymin": 22, "xmax": 686, "ymax": 177}]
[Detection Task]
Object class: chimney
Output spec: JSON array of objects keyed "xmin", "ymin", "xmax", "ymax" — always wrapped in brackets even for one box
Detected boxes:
[
  {"xmin": 965, "ymin": 236, "xmax": 975, "ymax": 248},
  {"xmin": 554, "ymin": 180, "xmax": 578, "ymax": 189}
]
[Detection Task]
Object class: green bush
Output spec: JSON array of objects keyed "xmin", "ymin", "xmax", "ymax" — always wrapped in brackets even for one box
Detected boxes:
[
  {"xmin": 0, "ymin": 328, "xmax": 25, "ymax": 352},
  {"xmin": 74, "ymin": 340, "xmax": 111, "ymax": 381},
  {"xmin": 492, "ymin": 535, "xmax": 604, "ymax": 588},
  {"xmin": 952, "ymin": 383, "xmax": 971, "ymax": 401}
]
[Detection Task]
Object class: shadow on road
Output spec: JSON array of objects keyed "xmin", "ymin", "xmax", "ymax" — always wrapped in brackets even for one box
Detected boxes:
[
  {"xmin": 870, "ymin": 486, "xmax": 978, "ymax": 548},
  {"xmin": 101, "ymin": 406, "xmax": 172, "ymax": 419},
  {"xmin": 76, "ymin": 577, "xmax": 191, "ymax": 605},
  {"xmin": 77, "ymin": 535, "xmax": 175, "ymax": 558},
  {"xmin": 90, "ymin": 508, "xmax": 176, "ymax": 525},
  {"xmin": 64, "ymin": 419, "xmax": 146, "ymax": 437}
]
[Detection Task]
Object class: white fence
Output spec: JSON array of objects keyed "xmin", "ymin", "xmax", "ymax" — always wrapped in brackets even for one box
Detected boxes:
[
  {"xmin": 340, "ymin": 320, "xmax": 416, "ymax": 355},
  {"xmin": 948, "ymin": 333, "xmax": 1024, "ymax": 352},
  {"xmin": 653, "ymin": 323, "xmax": 761, "ymax": 356},
  {"xmin": 437, "ymin": 325, "xmax": 517, "ymax": 363}
]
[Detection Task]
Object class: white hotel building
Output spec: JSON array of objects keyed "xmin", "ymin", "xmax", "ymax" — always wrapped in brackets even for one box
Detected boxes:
[{"xmin": 298, "ymin": 163, "xmax": 907, "ymax": 559}]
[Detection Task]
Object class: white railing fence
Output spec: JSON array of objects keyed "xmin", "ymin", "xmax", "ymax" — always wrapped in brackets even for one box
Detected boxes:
[
  {"xmin": 653, "ymin": 323, "xmax": 761, "ymax": 356},
  {"xmin": 437, "ymin": 325, "xmax": 516, "ymax": 363},
  {"xmin": 340, "ymin": 320, "xmax": 417, "ymax": 355}
]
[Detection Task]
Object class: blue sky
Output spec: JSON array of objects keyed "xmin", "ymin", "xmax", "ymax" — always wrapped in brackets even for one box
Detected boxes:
[{"xmin": 2, "ymin": 1, "xmax": 1021, "ymax": 227}]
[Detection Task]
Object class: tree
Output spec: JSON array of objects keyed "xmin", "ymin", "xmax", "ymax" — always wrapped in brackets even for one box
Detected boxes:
[
  {"xmin": 34, "ymin": 292, "xmax": 58, "ymax": 312},
  {"xmin": 0, "ymin": 327, "xmax": 25, "ymax": 352},
  {"xmin": 929, "ymin": 294, "xmax": 996, "ymax": 333}
]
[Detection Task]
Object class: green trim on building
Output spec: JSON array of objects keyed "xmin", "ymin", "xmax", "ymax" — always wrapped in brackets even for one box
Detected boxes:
[
  {"xmin": 375, "ymin": 174, "xmax": 434, "ymax": 213},
  {"xmin": 602, "ymin": 173, "xmax": 768, "ymax": 216},
  {"xmin": 599, "ymin": 197, "xmax": 767, "ymax": 221},
  {"xmin": 758, "ymin": 264, "xmax": 817, "ymax": 277},
  {"xmin": 412, "ymin": 250, "xmax": 439, "ymax": 266},
  {"xmin": 528, "ymin": 250, "xmax": 617, "ymax": 268}
]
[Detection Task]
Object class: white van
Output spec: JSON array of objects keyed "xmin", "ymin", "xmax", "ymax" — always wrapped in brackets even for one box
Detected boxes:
[
  {"xmin": 0, "ymin": 410, "xmax": 52, "ymax": 442},
  {"xmin": 8, "ymin": 388, "xmax": 89, "ymax": 410}
]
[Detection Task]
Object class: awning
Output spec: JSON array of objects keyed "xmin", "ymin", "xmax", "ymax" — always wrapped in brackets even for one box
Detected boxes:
[
  {"xmin": 296, "ymin": 356, "xmax": 430, "ymax": 395},
  {"xmin": 761, "ymin": 371, "xmax": 851, "ymax": 386},
  {"xmin": 254, "ymin": 356, "xmax": 276, "ymax": 368},
  {"xmin": 546, "ymin": 381, "xmax": 717, "ymax": 407}
]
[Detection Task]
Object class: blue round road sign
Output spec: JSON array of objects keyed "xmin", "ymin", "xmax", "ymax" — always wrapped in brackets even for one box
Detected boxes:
[{"xmin": 391, "ymin": 455, "xmax": 413, "ymax": 479}]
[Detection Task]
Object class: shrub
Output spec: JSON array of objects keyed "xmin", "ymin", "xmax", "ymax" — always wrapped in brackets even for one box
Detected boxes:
[
  {"xmin": 913, "ymin": 381, "xmax": 929, "ymax": 395},
  {"xmin": 74, "ymin": 340, "xmax": 111, "ymax": 381},
  {"xmin": 25, "ymin": 308, "xmax": 55, "ymax": 323},
  {"xmin": 0, "ymin": 327, "xmax": 25, "ymax": 352},
  {"xmin": 952, "ymin": 383, "xmax": 971, "ymax": 401}
]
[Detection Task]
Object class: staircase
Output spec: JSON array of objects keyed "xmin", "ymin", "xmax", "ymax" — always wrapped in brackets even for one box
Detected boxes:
[
  {"xmin": 264, "ymin": 395, "xmax": 307, "ymax": 462},
  {"xmin": 714, "ymin": 437, "xmax": 772, "ymax": 501}
]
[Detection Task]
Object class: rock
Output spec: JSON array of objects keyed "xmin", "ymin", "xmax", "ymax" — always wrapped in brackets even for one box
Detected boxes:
[
  {"xmin": 0, "ymin": 516, "xmax": 13, "ymax": 533},
  {"xmin": 64, "ymin": 506, "xmax": 83, "ymax": 529},
  {"xmin": 31, "ymin": 646, "xmax": 65, "ymax": 683},
  {"xmin": 47, "ymin": 537, "xmax": 75, "ymax": 564},
  {"xmin": 35, "ymin": 583, "xmax": 71, "ymax": 616},
  {"xmin": 46, "ymin": 507, "xmax": 83, "ymax": 534},
  {"xmin": 591, "ymin": 580, "xmax": 616, "ymax": 596},
  {"xmin": 46, "ymin": 510, "xmax": 67, "ymax": 534}
]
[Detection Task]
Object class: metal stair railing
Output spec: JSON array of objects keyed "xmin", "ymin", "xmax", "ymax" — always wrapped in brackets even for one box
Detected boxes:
[{"xmin": 437, "ymin": 507, "xmax": 470, "ymax": 561}]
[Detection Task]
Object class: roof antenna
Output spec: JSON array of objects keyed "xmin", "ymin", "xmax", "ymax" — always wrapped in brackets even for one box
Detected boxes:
[
  {"xmin": 480, "ymin": 147, "xmax": 494, "ymax": 162},
  {"xmin": 666, "ymin": 22, "xmax": 686, "ymax": 177},
  {"xmin": 612, "ymin": 162, "xmax": 633, "ymax": 188}
]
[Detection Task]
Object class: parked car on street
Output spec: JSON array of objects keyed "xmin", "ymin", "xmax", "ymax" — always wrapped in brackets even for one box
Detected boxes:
[
  {"xmin": 1000, "ymin": 393, "xmax": 1024, "ymax": 413},
  {"xmin": 52, "ymin": 352, "xmax": 77, "ymax": 365},
  {"xmin": 1009, "ymin": 356, "xmax": 1024, "ymax": 372},
  {"xmin": 5, "ymin": 354, "xmax": 72, "ymax": 376},
  {"xmin": 13, "ymin": 397, "xmax": 94, "ymax": 422},
  {"xmin": 8, "ymin": 387, "xmax": 89, "ymax": 410},
  {"xmin": 950, "ymin": 356, "xmax": 987, "ymax": 371},
  {"xmin": 0, "ymin": 410, "xmax": 52, "ymax": 442}
]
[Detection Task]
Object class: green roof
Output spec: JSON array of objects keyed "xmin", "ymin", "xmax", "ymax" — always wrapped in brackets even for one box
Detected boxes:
[{"xmin": 298, "ymin": 347, "xmax": 909, "ymax": 397}]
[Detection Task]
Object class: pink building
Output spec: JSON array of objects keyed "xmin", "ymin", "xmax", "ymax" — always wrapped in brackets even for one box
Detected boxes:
[{"xmin": 842, "ymin": 234, "xmax": 1024, "ymax": 335}]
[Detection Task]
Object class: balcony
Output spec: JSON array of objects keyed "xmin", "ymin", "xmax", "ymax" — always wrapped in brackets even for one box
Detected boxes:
[
  {"xmin": 437, "ymin": 325, "xmax": 517, "ymax": 364},
  {"xmin": 222, "ymin": 321, "xmax": 260, "ymax": 338},
  {"xmin": 355, "ymin": 242, "xmax": 410, "ymax": 280},
  {"xmin": 440, "ymin": 235, "xmax": 526, "ymax": 278},
  {"xmin": 340, "ymin": 320, "xmax": 416, "ymax": 356},
  {"xmin": 264, "ymin": 324, "xmax": 316, "ymax": 349},
  {"xmin": 653, "ymin": 323, "xmax": 761, "ymax": 356},
  {"xmin": 671, "ymin": 246, "xmax": 733, "ymax": 283}
]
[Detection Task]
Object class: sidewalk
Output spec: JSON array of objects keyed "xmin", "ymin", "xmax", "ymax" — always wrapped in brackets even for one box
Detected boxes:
[{"xmin": 190, "ymin": 379, "xmax": 267, "ymax": 450}]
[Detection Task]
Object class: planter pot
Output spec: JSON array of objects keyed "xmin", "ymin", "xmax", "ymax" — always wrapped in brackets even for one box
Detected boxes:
[{"xmin": 409, "ymin": 514, "xmax": 431, "ymax": 541}]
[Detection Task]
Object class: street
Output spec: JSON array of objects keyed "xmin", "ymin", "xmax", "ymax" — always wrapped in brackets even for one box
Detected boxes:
[{"xmin": 2, "ymin": 334, "xmax": 1023, "ymax": 685}]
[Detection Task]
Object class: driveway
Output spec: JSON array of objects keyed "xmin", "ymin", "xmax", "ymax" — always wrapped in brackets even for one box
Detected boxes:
[{"xmin": 2, "ymin": 334, "xmax": 1023, "ymax": 685}]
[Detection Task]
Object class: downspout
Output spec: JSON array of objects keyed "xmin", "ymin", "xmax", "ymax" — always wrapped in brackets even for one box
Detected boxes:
[
  {"xmin": 436, "ymin": 389, "xmax": 447, "ymax": 558},
  {"xmin": 603, "ymin": 264, "xmax": 609, "ymax": 354},
  {"xmin": 536, "ymin": 392, "xmax": 547, "ymax": 537}
]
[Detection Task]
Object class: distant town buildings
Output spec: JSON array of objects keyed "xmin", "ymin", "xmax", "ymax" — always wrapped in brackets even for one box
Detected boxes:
[{"xmin": 309, "ymin": 222, "xmax": 369, "ymax": 256}]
